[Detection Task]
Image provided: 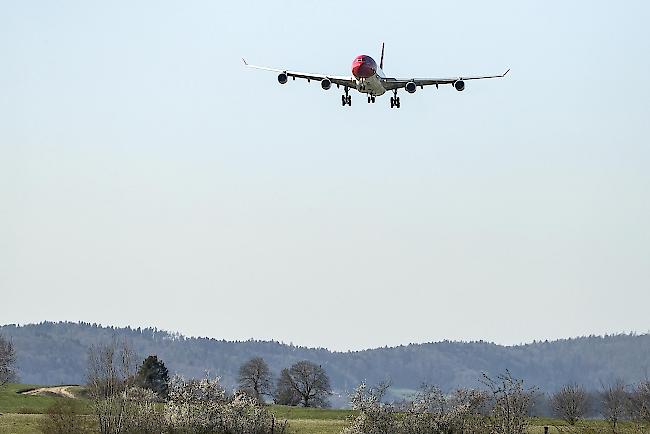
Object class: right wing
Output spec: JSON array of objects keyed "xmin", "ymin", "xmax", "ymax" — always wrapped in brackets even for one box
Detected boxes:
[
  {"xmin": 242, "ymin": 59, "xmax": 357, "ymax": 88},
  {"xmin": 382, "ymin": 69, "xmax": 510, "ymax": 90}
]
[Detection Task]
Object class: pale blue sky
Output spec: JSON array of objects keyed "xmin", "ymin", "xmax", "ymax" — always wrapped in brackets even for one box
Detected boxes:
[{"xmin": 1, "ymin": 0, "xmax": 649, "ymax": 350}]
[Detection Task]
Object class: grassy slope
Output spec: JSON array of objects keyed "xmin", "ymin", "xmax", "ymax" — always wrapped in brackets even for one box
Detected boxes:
[{"xmin": 0, "ymin": 384, "xmax": 89, "ymax": 414}]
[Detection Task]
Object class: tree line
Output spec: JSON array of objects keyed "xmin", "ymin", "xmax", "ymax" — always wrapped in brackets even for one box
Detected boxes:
[
  {"xmin": 40, "ymin": 340, "xmax": 332, "ymax": 434},
  {"xmin": 3, "ymin": 333, "xmax": 650, "ymax": 434},
  {"xmin": 3, "ymin": 322, "xmax": 650, "ymax": 395},
  {"xmin": 127, "ymin": 353, "xmax": 334, "ymax": 408}
]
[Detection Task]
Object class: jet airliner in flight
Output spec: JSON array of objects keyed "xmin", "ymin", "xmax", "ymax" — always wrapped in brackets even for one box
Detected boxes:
[{"xmin": 243, "ymin": 44, "xmax": 509, "ymax": 108}]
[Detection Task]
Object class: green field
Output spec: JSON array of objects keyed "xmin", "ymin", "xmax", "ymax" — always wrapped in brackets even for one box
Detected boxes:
[
  {"xmin": 0, "ymin": 384, "xmax": 89, "ymax": 415},
  {"xmin": 0, "ymin": 384, "xmax": 642, "ymax": 434}
]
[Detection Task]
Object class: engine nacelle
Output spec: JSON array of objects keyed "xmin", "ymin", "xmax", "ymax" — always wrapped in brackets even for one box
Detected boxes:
[
  {"xmin": 277, "ymin": 73, "xmax": 288, "ymax": 84},
  {"xmin": 454, "ymin": 80, "xmax": 465, "ymax": 91},
  {"xmin": 405, "ymin": 81, "xmax": 417, "ymax": 94},
  {"xmin": 321, "ymin": 78, "xmax": 332, "ymax": 90}
]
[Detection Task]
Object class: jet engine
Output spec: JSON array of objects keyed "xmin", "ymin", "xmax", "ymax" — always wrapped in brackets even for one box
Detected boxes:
[
  {"xmin": 277, "ymin": 73, "xmax": 288, "ymax": 84},
  {"xmin": 454, "ymin": 80, "xmax": 465, "ymax": 91},
  {"xmin": 405, "ymin": 81, "xmax": 417, "ymax": 94},
  {"xmin": 321, "ymin": 78, "xmax": 332, "ymax": 90}
]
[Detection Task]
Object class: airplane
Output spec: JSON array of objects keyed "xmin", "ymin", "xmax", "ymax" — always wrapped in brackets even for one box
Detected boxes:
[{"xmin": 243, "ymin": 43, "xmax": 509, "ymax": 108}]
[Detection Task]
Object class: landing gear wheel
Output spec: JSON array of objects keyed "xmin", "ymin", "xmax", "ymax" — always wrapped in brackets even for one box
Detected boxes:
[
  {"xmin": 367, "ymin": 96, "xmax": 371, "ymax": 104},
  {"xmin": 341, "ymin": 88, "xmax": 352, "ymax": 107},
  {"xmin": 371, "ymin": 96, "xmax": 376, "ymax": 103},
  {"xmin": 391, "ymin": 91, "xmax": 401, "ymax": 109}
]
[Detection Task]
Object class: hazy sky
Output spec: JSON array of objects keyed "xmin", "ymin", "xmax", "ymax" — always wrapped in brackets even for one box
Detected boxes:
[{"xmin": 1, "ymin": 0, "xmax": 649, "ymax": 351}]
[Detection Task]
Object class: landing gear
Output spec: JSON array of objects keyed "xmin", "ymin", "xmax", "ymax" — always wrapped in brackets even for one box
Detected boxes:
[
  {"xmin": 390, "ymin": 90, "xmax": 401, "ymax": 109},
  {"xmin": 341, "ymin": 87, "xmax": 352, "ymax": 106},
  {"xmin": 367, "ymin": 95, "xmax": 376, "ymax": 104}
]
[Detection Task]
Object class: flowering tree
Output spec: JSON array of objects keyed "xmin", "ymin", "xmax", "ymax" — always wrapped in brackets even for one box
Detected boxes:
[
  {"xmin": 342, "ymin": 381, "xmax": 396, "ymax": 434},
  {"xmin": 166, "ymin": 374, "xmax": 287, "ymax": 434},
  {"xmin": 402, "ymin": 386, "xmax": 489, "ymax": 434},
  {"xmin": 342, "ymin": 382, "xmax": 489, "ymax": 434},
  {"xmin": 165, "ymin": 374, "xmax": 228, "ymax": 431}
]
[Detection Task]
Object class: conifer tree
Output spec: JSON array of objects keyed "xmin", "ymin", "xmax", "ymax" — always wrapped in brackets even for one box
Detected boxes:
[{"xmin": 136, "ymin": 355, "xmax": 169, "ymax": 399}]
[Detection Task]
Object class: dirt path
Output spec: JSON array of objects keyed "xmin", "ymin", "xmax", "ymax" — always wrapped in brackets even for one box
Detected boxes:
[{"xmin": 21, "ymin": 385, "xmax": 78, "ymax": 399}]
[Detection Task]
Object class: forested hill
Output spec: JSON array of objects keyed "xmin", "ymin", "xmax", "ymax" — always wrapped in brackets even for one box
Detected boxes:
[{"xmin": 2, "ymin": 322, "xmax": 649, "ymax": 396}]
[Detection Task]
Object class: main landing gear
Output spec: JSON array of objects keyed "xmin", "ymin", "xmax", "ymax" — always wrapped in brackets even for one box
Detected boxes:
[
  {"xmin": 390, "ymin": 90, "xmax": 401, "ymax": 109},
  {"xmin": 367, "ymin": 95, "xmax": 376, "ymax": 103},
  {"xmin": 341, "ymin": 87, "xmax": 352, "ymax": 106}
]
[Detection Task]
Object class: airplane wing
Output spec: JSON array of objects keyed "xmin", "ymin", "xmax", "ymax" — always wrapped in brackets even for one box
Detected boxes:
[
  {"xmin": 242, "ymin": 59, "xmax": 357, "ymax": 89},
  {"xmin": 381, "ymin": 69, "xmax": 510, "ymax": 90}
]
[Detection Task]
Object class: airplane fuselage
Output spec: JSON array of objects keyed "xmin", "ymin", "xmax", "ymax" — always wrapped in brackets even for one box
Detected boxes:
[{"xmin": 351, "ymin": 55, "xmax": 386, "ymax": 96}]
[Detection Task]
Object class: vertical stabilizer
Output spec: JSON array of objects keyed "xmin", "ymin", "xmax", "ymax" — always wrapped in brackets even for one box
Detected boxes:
[{"xmin": 380, "ymin": 42, "xmax": 385, "ymax": 70}]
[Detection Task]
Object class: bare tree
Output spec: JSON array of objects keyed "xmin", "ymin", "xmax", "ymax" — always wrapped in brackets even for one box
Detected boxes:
[
  {"xmin": 601, "ymin": 380, "xmax": 628, "ymax": 433},
  {"xmin": 0, "ymin": 334, "xmax": 17, "ymax": 387},
  {"xmin": 275, "ymin": 360, "xmax": 332, "ymax": 408},
  {"xmin": 481, "ymin": 370, "xmax": 535, "ymax": 434},
  {"xmin": 86, "ymin": 340, "xmax": 138, "ymax": 434},
  {"xmin": 551, "ymin": 383, "xmax": 591, "ymax": 426},
  {"xmin": 238, "ymin": 357, "xmax": 273, "ymax": 403},
  {"xmin": 628, "ymin": 380, "xmax": 650, "ymax": 431}
]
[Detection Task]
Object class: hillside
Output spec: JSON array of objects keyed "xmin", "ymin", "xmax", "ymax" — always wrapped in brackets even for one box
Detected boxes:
[{"xmin": 2, "ymin": 322, "xmax": 649, "ymax": 399}]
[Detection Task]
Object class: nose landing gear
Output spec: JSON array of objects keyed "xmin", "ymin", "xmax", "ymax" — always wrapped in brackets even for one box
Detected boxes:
[
  {"xmin": 367, "ymin": 95, "xmax": 376, "ymax": 104},
  {"xmin": 390, "ymin": 90, "xmax": 401, "ymax": 109},
  {"xmin": 341, "ymin": 87, "xmax": 352, "ymax": 107}
]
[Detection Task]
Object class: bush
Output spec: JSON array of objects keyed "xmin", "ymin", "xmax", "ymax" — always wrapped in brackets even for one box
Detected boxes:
[
  {"xmin": 166, "ymin": 374, "xmax": 287, "ymax": 434},
  {"xmin": 341, "ymin": 374, "xmax": 532, "ymax": 434},
  {"xmin": 39, "ymin": 400, "xmax": 85, "ymax": 434},
  {"xmin": 342, "ymin": 382, "xmax": 396, "ymax": 434}
]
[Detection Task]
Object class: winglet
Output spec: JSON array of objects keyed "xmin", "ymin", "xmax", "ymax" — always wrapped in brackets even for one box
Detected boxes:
[
  {"xmin": 380, "ymin": 42, "xmax": 385, "ymax": 70},
  {"xmin": 502, "ymin": 68, "xmax": 510, "ymax": 77},
  {"xmin": 242, "ymin": 58, "xmax": 248, "ymax": 66}
]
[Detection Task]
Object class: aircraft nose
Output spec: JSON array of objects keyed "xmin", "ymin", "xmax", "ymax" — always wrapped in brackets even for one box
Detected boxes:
[{"xmin": 352, "ymin": 60, "xmax": 375, "ymax": 79}]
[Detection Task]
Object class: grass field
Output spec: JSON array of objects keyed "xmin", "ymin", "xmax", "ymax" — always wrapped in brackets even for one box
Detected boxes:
[
  {"xmin": 0, "ymin": 384, "xmax": 643, "ymax": 434},
  {"xmin": 0, "ymin": 384, "xmax": 89, "ymax": 415}
]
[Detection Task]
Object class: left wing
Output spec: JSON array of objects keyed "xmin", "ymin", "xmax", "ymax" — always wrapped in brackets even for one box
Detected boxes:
[
  {"xmin": 242, "ymin": 59, "xmax": 357, "ymax": 89},
  {"xmin": 382, "ymin": 69, "xmax": 510, "ymax": 90}
]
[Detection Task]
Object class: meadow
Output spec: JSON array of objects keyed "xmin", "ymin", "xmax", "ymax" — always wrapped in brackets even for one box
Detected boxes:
[{"xmin": 0, "ymin": 383, "xmax": 640, "ymax": 434}]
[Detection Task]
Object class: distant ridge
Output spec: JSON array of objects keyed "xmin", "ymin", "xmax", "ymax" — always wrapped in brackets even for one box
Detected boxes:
[{"xmin": 2, "ymin": 322, "xmax": 649, "ymax": 398}]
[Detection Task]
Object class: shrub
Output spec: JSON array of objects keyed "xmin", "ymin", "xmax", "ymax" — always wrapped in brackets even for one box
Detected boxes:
[{"xmin": 39, "ymin": 400, "xmax": 85, "ymax": 434}]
